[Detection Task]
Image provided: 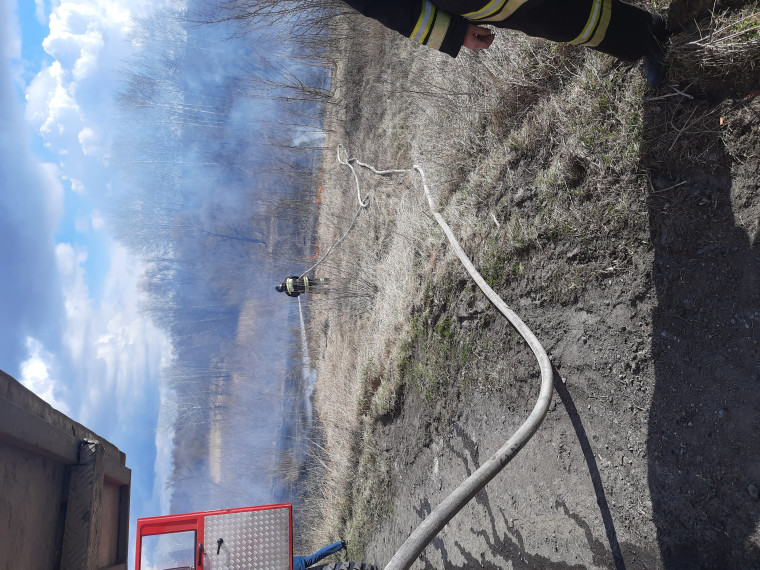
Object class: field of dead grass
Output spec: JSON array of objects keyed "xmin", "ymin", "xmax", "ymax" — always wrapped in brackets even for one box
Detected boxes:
[{"xmin": 296, "ymin": 2, "xmax": 760, "ymax": 567}]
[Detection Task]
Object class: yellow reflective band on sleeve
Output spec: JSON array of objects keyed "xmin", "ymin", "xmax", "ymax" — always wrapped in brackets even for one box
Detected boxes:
[
  {"xmin": 471, "ymin": 0, "xmax": 532, "ymax": 22},
  {"xmin": 570, "ymin": 0, "xmax": 602, "ymax": 45},
  {"xmin": 303, "ymin": 276, "xmax": 310, "ymax": 293},
  {"xmin": 411, "ymin": 1, "xmax": 437, "ymax": 44},
  {"xmin": 426, "ymin": 11, "xmax": 451, "ymax": 50},
  {"xmin": 286, "ymin": 279, "xmax": 295, "ymax": 294},
  {"xmin": 463, "ymin": 0, "xmax": 507, "ymax": 21},
  {"xmin": 570, "ymin": 0, "xmax": 611, "ymax": 46},
  {"xmin": 583, "ymin": 0, "xmax": 612, "ymax": 47}
]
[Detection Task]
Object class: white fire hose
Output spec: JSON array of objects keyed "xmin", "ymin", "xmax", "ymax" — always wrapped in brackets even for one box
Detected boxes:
[{"xmin": 331, "ymin": 147, "xmax": 555, "ymax": 570}]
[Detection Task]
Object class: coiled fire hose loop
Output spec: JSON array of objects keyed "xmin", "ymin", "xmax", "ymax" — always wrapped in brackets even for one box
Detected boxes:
[
  {"xmin": 299, "ymin": 145, "xmax": 410, "ymax": 279},
  {"xmin": 326, "ymin": 148, "xmax": 554, "ymax": 569}
]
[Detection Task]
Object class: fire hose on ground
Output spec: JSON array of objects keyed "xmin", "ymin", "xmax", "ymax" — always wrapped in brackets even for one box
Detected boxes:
[{"xmin": 324, "ymin": 146, "xmax": 555, "ymax": 570}]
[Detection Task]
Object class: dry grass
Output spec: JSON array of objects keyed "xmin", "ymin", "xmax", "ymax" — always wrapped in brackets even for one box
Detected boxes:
[
  {"xmin": 300, "ymin": 166, "xmax": 431, "ymax": 555},
  {"xmin": 668, "ymin": 7, "xmax": 760, "ymax": 91},
  {"xmin": 294, "ymin": 26, "xmax": 437, "ymax": 551},
  {"xmin": 291, "ymin": 1, "xmax": 760, "ymax": 562},
  {"xmin": 411, "ymin": 34, "xmax": 651, "ymax": 305}
]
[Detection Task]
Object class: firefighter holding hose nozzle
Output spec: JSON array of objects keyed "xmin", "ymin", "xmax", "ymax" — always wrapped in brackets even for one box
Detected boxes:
[{"xmin": 275, "ymin": 275, "xmax": 330, "ymax": 297}]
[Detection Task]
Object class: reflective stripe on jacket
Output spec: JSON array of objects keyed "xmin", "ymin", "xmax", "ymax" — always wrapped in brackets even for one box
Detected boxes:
[
  {"xmin": 285, "ymin": 277, "xmax": 304, "ymax": 296},
  {"xmin": 342, "ymin": 0, "xmax": 615, "ymax": 56},
  {"xmin": 343, "ymin": 0, "xmax": 470, "ymax": 56},
  {"xmin": 286, "ymin": 276, "xmax": 310, "ymax": 296}
]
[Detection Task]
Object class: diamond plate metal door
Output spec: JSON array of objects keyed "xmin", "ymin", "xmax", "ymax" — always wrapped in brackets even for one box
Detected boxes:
[{"xmin": 204, "ymin": 506, "xmax": 291, "ymax": 570}]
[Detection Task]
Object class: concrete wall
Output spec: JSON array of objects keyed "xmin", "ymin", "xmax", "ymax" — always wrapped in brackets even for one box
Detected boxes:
[
  {"xmin": 0, "ymin": 370, "xmax": 131, "ymax": 570},
  {"xmin": 0, "ymin": 443, "xmax": 67, "ymax": 569}
]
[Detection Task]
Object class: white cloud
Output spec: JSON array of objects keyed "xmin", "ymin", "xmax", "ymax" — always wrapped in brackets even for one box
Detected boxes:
[
  {"xmin": 91, "ymin": 209, "xmax": 105, "ymax": 230},
  {"xmin": 55, "ymin": 238, "xmax": 172, "ymax": 429},
  {"xmin": 94, "ymin": 244, "xmax": 171, "ymax": 400},
  {"xmin": 43, "ymin": 1, "xmax": 130, "ymax": 81},
  {"xmin": 26, "ymin": 60, "xmax": 82, "ymax": 145},
  {"xmin": 20, "ymin": 337, "xmax": 70, "ymax": 415},
  {"xmin": 26, "ymin": 0, "xmax": 164, "ymax": 192},
  {"xmin": 78, "ymin": 126, "xmax": 100, "ymax": 156},
  {"xmin": 69, "ymin": 176, "xmax": 85, "ymax": 193},
  {"xmin": 56, "ymin": 242, "xmax": 91, "ymax": 363}
]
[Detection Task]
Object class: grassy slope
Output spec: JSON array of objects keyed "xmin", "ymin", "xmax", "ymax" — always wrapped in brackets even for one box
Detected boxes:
[{"xmin": 302, "ymin": 2, "xmax": 760, "ymax": 567}]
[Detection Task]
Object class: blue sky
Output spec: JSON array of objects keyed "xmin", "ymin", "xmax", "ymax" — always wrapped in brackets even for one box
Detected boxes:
[{"xmin": 2, "ymin": 0, "xmax": 175, "ymax": 552}]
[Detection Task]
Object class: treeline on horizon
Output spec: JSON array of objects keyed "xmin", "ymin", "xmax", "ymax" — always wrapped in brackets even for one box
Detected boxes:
[{"xmin": 111, "ymin": 0, "xmax": 340, "ymax": 512}]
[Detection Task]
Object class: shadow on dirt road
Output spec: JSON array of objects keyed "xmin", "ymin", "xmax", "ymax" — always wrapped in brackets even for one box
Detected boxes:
[
  {"xmin": 642, "ymin": 85, "xmax": 760, "ymax": 567},
  {"xmin": 412, "ymin": 416, "xmax": 628, "ymax": 570},
  {"xmin": 553, "ymin": 375, "xmax": 626, "ymax": 569}
]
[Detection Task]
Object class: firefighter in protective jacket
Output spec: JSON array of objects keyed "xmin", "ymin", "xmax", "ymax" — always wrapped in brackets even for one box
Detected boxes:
[
  {"xmin": 341, "ymin": 0, "xmax": 668, "ymax": 85},
  {"xmin": 276, "ymin": 275, "xmax": 330, "ymax": 297}
]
